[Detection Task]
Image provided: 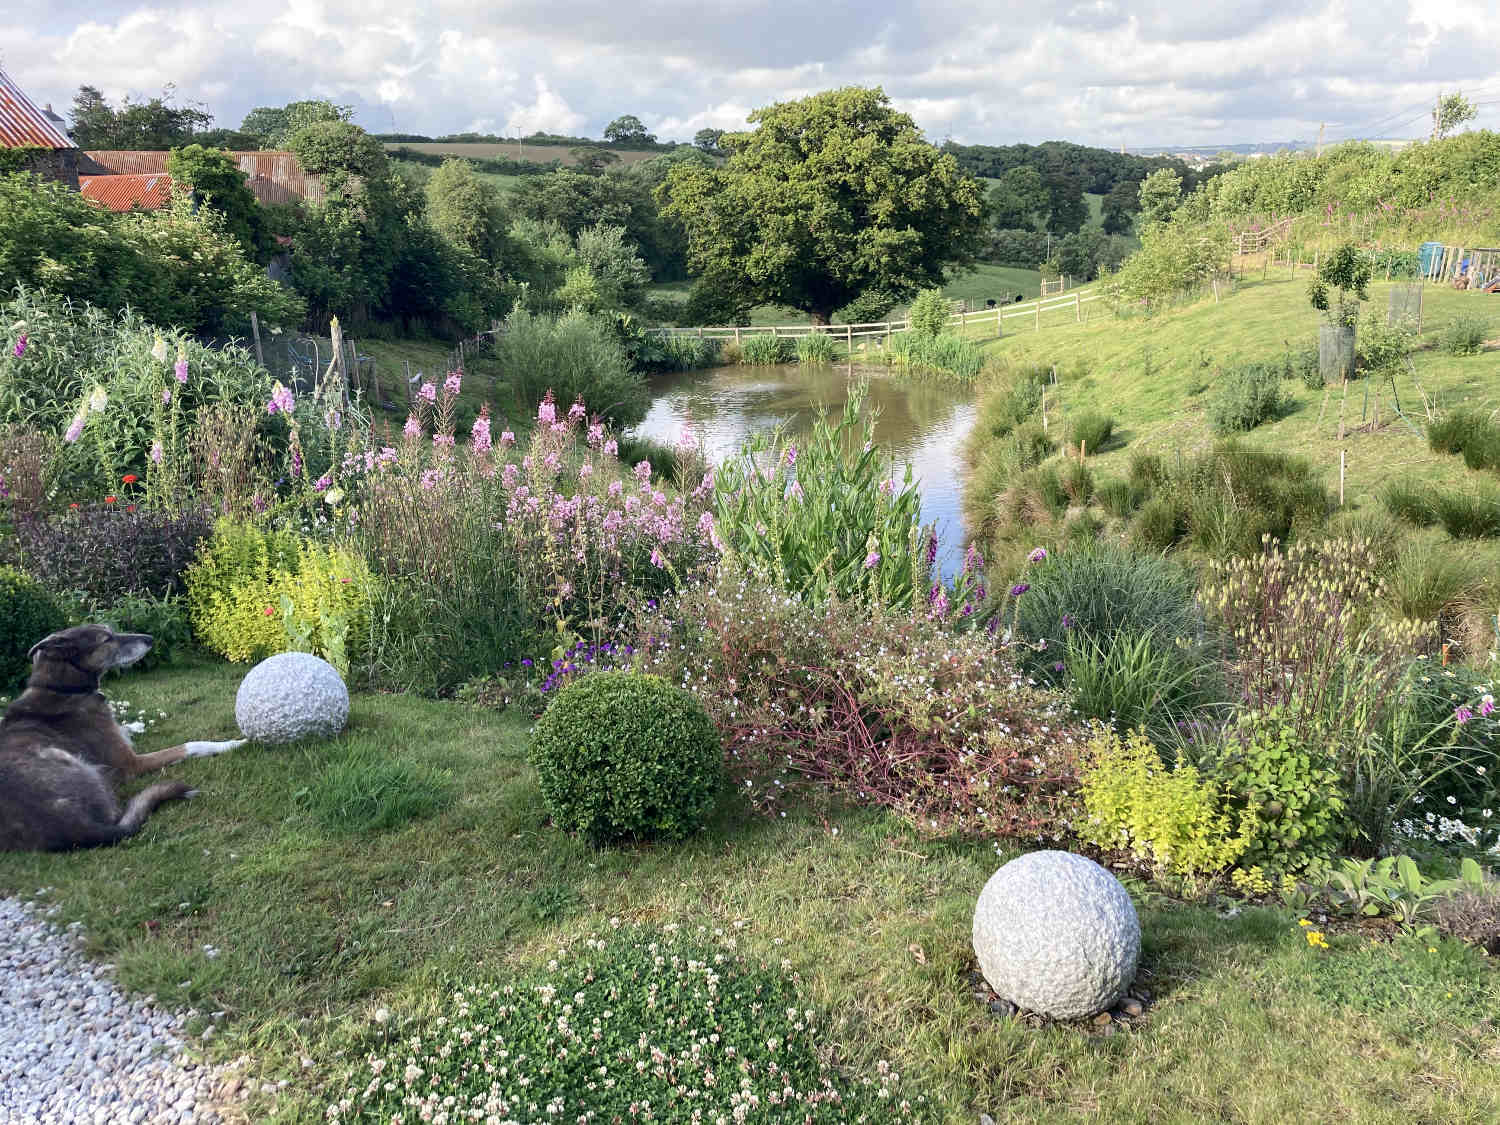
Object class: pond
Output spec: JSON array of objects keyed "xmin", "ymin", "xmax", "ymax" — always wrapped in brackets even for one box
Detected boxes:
[{"xmin": 630, "ymin": 363, "xmax": 978, "ymax": 578}]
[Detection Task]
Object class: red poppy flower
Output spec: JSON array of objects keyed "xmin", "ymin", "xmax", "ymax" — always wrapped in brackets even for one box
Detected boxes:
[
  {"xmin": 69, "ymin": 502, "xmax": 79, "ymax": 509},
  {"xmin": 122, "ymin": 474, "xmax": 138, "ymax": 484},
  {"xmin": 104, "ymin": 495, "xmax": 116, "ymax": 503},
  {"xmin": 264, "ymin": 606, "xmax": 275, "ymax": 616},
  {"xmin": 126, "ymin": 504, "xmax": 137, "ymax": 512}
]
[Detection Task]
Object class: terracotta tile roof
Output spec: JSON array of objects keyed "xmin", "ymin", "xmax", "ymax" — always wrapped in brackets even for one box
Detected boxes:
[
  {"xmin": 78, "ymin": 173, "xmax": 174, "ymax": 212},
  {"xmin": 0, "ymin": 66, "xmax": 74, "ymax": 149}
]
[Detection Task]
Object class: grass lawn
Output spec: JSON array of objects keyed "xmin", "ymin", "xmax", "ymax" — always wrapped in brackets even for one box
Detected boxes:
[
  {"xmin": 2, "ymin": 660, "xmax": 1498, "ymax": 1122},
  {"xmin": 974, "ymin": 274, "xmax": 1500, "ymax": 513}
]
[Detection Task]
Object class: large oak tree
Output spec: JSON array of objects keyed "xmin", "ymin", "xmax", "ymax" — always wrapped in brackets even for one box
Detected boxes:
[{"xmin": 657, "ymin": 87, "xmax": 986, "ymax": 324}]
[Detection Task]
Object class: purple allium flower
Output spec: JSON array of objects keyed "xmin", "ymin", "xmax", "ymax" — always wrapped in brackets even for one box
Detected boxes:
[
  {"xmin": 444, "ymin": 370, "xmax": 462, "ymax": 396},
  {"xmin": 1009, "ymin": 583, "xmax": 1030, "ymax": 596},
  {"xmin": 174, "ymin": 354, "xmax": 188, "ymax": 384},
  {"xmin": 403, "ymin": 414, "xmax": 421, "ymax": 440},
  {"xmin": 864, "ymin": 550, "xmax": 881, "ymax": 569},
  {"xmin": 13, "ymin": 332, "xmax": 26, "ymax": 358},
  {"xmin": 1028, "ymin": 546, "xmax": 1048, "ymax": 563},
  {"xmin": 418, "ymin": 382, "xmax": 437, "ymax": 403},
  {"xmin": 1456, "ymin": 705, "xmax": 1474, "ymax": 725}
]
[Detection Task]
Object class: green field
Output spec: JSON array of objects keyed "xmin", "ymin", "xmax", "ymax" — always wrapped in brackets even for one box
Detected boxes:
[
  {"xmin": 384, "ymin": 141, "xmax": 668, "ymax": 168},
  {"xmin": 3, "ymin": 659, "xmax": 1496, "ymax": 1123}
]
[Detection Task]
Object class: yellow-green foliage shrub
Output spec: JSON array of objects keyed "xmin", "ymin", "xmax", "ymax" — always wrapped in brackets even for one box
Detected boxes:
[
  {"xmin": 1079, "ymin": 728, "xmax": 1255, "ymax": 882},
  {"xmin": 186, "ymin": 520, "xmax": 371, "ymax": 668}
]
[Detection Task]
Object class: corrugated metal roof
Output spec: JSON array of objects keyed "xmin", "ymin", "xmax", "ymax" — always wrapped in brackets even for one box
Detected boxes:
[
  {"xmin": 78, "ymin": 173, "xmax": 174, "ymax": 212},
  {"xmin": 0, "ymin": 66, "xmax": 74, "ymax": 149},
  {"xmin": 82, "ymin": 150, "xmax": 321, "ymax": 204}
]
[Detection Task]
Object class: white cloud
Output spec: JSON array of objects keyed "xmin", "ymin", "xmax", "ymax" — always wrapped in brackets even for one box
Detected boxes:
[{"xmin": 3, "ymin": 0, "xmax": 1498, "ymax": 146}]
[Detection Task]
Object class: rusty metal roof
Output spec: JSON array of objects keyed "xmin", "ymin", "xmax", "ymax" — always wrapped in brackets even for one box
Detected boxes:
[
  {"xmin": 82, "ymin": 150, "xmax": 321, "ymax": 204},
  {"xmin": 78, "ymin": 173, "xmax": 174, "ymax": 212},
  {"xmin": 0, "ymin": 66, "xmax": 74, "ymax": 149}
]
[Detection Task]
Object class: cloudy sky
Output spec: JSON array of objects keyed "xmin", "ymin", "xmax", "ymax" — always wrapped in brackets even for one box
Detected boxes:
[{"xmin": 5, "ymin": 0, "xmax": 1499, "ymax": 149}]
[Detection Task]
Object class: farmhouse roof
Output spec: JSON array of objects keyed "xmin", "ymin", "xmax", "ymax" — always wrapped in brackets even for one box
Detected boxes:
[
  {"xmin": 78, "ymin": 173, "xmax": 174, "ymax": 212},
  {"xmin": 0, "ymin": 66, "xmax": 75, "ymax": 149}
]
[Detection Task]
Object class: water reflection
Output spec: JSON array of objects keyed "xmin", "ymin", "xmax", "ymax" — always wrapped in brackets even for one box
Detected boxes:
[{"xmin": 630, "ymin": 363, "xmax": 977, "ymax": 577}]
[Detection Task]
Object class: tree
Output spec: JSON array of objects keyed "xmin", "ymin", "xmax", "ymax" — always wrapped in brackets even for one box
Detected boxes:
[
  {"xmin": 657, "ymin": 86, "xmax": 986, "ymax": 324},
  {"xmin": 1043, "ymin": 170, "xmax": 1088, "ymax": 234},
  {"xmin": 603, "ymin": 115, "xmax": 655, "ymax": 146},
  {"xmin": 987, "ymin": 166, "xmax": 1048, "ymax": 230},
  {"xmin": 1432, "ymin": 92, "xmax": 1478, "ymax": 140},
  {"xmin": 570, "ymin": 147, "xmax": 620, "ymax": 175},
  {"xmin": 425, "ymin": 157, "xmax": 508, "ymax": 260},
  {"xmin": 68, "ymin": 84, "xmax": 212, "ymax": 149},
  {"xmin": 1101, "ymin": 176, "xmax": 1141, "ymax": 235},
  {"xmin": 165, "ymin": 144, "xmax": 269, "ymax": 260},
  {"xmin": 693, "ymin": 128, "xmax": 725, "ymax": 155},
  {"xmin": 1137, "ymin": 168, "xmax": 1183, "ymax": 228},
  {"xmin": 241, "ymin": 101, "xmax": 352, "ymax": 148}
]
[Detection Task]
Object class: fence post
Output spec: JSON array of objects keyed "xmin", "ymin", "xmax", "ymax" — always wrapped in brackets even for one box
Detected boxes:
[
  {"xmin": 249, "ymin": 311, "xmax": 265, "ymax": 368},
  {"xmin": 1075, "ymin": 291, "xmax": 1081, "ymax": 321},
  {"xmin": 845, "ymin": 323, "xmax": 852, "ymax": 352}
]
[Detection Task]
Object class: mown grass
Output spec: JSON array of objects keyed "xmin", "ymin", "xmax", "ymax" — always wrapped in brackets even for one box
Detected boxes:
[{"xmin": 2, "ymin": 660, "xmax": 1498, "ymax": 1123}]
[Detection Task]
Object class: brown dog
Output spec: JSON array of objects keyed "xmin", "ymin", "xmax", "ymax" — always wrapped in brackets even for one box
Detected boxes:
[{"xmin": 0, "ymin": 625, "xmax": 245, "ymax": 852}]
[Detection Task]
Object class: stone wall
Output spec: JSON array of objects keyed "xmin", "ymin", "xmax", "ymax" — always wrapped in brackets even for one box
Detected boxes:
[{"xmin": 21, "ymin": 148, "xmax": 80, "ymax": 189}]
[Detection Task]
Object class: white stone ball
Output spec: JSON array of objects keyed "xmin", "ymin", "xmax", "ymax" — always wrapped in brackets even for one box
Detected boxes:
[
  {"xmin": 235, "ymin": 652, "xmax": 349, "ymax": 744},
  {"xmin": 972, "ymin": 850, "xmax": 1140, "ymax": 1020}
]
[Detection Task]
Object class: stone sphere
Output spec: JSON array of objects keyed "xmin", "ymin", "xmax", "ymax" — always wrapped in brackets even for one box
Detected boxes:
[
  {"xmin": 235, "ymin": 652, "xmax": 349, "ymax": 744},
  {"xmin": 972, "ymin": 850, "xmax": 1140, "ymax": 1020}
]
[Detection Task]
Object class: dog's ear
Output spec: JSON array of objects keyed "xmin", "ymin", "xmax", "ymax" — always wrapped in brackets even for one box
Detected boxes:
[{"xmin": 27, "ymin": 631, "xmax": 75, "ymax": 664}]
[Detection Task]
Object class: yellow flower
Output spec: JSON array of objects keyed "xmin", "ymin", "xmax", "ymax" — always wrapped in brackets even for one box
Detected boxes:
[
  {"xmin": 1305, "ymin": 930, "xmax": 1329, "ymax": 949},
  {"xmin": 1297, "ymin": 919, "xmax": 1312, "ymax": 927}
]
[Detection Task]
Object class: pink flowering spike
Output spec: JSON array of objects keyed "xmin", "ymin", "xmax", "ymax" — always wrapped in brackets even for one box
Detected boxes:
[
  {"xmin": 12, "ymin": 332, "xmax": 26, "ymax": 358},
  {"xmin": 64, "ymin": 412, "xmax": 86, "ymax": 443},
  {"xmin": 864, "ymin": 550, "xmax": 881, "ymax": 569},
  {"xmin": 537, "ymin": 398, "xmax": 556, "ymax": 424},
  {"xmin": 162, "ymin": 388, "xmax": 172, "ymax": 406},
  {"xmin": 149, "ymin": 440, "xmax": 163, "ymax": 465},
  {"xmin": 403, "ymin": 414, "xmax": 421, "ymax": 440},
  {"xmin": 1481, "ymin": 694, "xmax": 1495, "ymax": 717},
  {"xmin": 1456, "ymin": 705, "xmax": 1474, "ymax": 725},
  {"xmin": 603, "ymin": 438, "xmax": 618, "ymax": 457},
  {"xmin": 471, "ymin": 412, "xmax": 492, "ymax": 454},
  {"xmin": 418, "ymin": 382, "xmax": 437, "ymax": 403},
  {"xmin": 568, "ymin": 401, "xmax": 587, "ymax": 423},
  {"xmin": 444, "ymin": 371, "xmax": 462, "ymax": 396},
  {"xmin": 174, "ymin": 354, "xmax": 188, "ymax": 384},
  {"xmin": 499, "ymin": 429, "xmax": 516, "ymax": 447},
  {"xmin": 634, "ymin": 460, "xmax": 653, "ymax": 484}
]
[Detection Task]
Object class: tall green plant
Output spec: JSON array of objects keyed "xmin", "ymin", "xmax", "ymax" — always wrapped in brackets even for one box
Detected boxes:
[{"xmin": 712, "ymin": 390, "xmax": 928, "ymax": 608}]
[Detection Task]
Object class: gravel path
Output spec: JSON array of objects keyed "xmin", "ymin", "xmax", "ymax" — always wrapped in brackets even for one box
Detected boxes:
[{"xmin": 0, "ymin": 896, "xmax": 234, "ymax": 1125}]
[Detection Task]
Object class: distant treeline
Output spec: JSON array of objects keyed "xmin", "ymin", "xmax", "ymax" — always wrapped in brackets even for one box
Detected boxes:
[
  {"xmin": 374, "ymin": 132, "xmax": 683, "ymax": 152},
  {"xmin": 386, "ymin": 146, "xmax": 562, "ymax": 177},
  {"xmin": 941, "ymin": 140, "xmax": 1225, "ymax": 195}
]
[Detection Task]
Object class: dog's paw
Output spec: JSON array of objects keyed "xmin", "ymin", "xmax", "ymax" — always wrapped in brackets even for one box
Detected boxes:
[{"xmin": 184, "ymin": 739, "xmax": 246, "ymax": 758}]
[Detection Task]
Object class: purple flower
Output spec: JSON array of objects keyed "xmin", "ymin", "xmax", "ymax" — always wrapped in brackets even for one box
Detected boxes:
[
  {"xmin": 1061, "ymin": 613, "xmax": 1075, "ymax": 630},
  {"xmin": 1053, "ymin": 661, "xmax": 1065, "ymax": 673},
  {"xmin": 1009, "ymin": 583, "xmax": 1030, "ymax": 597},
  {"xmin": 603, "ymin": 438, "xmax": 618, "ymax": 457},
  {"xmin": 568, "ymin": 401, "xmax": 587, "ymax": 423},
  {"xmin": 787, "ymin": 480, "xmax": 804, "ymax": 501},
  {"xmin": 1482, "ymin": 694, "xmax": 1495, "ymax": 717},
  {"xmin": 521, "ymin": 658, "xmax": 533, "ymax": 668},
  {"xmin": 964, "ymin": 543, "xmax": 984, "ymax": 574},
  {"xmin": 314, "ymin": 474, "xmax": 331, "ymax": 492},
  {"xmin": 864, "ymin": 550, "xmax": 881, "ymax": 569},
  {"xmin": 444, "ymin": 371, "xmax": 462, "ymax": 396},
  {"xmin": 149, "ymin": 440, "xmax": 163, "ymax": 464},
  {"xmin": 878, "ymin": 478, "xmax": 894, "ymax": 497},
  {"xmin": 290, "ymin": 448, "xmax": 303, "ymax": 477},
  {"xmin": 634, "ymin": 460, "xmax": 653, "ymax": 484},
  {"xmin": 12, "ymin": 332, "xmax": 26, "ymax": 358},
  {"xmin": 162, "ymin": 387, "xmax": 172, "ymax": 406},
  {"xmin": 174, "ymin": 354, "xmax": 188, "ymax": 384},
  {"xmin": 1027, "ymin": 546, "xmax": 1048, "ymax": 563},
  {"xmin": 418, "ymin": 382, "xmax": 437, "ymax": 403},
  {"xmin": 433, "ymin": 433, "xmax": 455, "ymax": 448},
  {"xmin": 500, "ymin": 429, "xmax": 516, "ymax": 447},
  {"xmin": 267, "ymin": 382, "xmax": 294, "ymax": 415},
  {"xmin": 650, "ymin": 548, "xmax": 666, "ymax": 568},
  {"xmin": 64, "ymin": 412, "xmax": 85, "ymax": 443},
  {"xmin": 1456, "ymin": 705, "xmax": 1474, "ymax": 725},
  {"xmin": 403, "ymin": 414, "xmax": 421, "ymax": 440},
  {"xmin": 471, "ymin": 414, "xmax": 492, "ymax": 454},
  {"xmin": 537, "ymin": 399, "xmax": 556, "ymax": 424},
  {"xmin": 785, "ymin": 444, "xmax": 797, "ymax": 468},
  {"xmin": 587, "ymin": 422, "xmax": 605, "ymax": 446},
  {"xmin": 926, "ymin": 531, "xmax": 938, "ymax": 566}
]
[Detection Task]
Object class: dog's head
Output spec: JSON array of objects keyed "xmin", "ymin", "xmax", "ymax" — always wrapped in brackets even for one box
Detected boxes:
[{"xmin": 28, "ymin": 625, "xmax": 154, "ymax": 679}]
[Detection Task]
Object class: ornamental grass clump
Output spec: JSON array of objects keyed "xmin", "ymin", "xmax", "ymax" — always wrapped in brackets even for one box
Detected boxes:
[
  {"xmin": 529, "ymin": 672, "xmax": 723, "ymax": 845},
  {"xmin": 712, "ymin": 390, "xmax": 930, "ymax": 609},
  {"xmin": 631, "ymin": 575, "xmax": 1087, "ymax": 840},
  {"xmin": 323, "ymin": 925, "xmax": 921, "ymax": 1124}
]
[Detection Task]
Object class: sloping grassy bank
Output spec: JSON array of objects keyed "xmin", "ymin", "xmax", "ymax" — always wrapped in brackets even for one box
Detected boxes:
[{"xmin": 2, "ymin": 660, "xmax": 1498, "ymax": 1123}]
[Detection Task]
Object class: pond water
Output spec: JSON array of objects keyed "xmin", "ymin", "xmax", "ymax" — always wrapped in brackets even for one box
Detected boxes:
[{"xmin": 630, "ymin": 363, "xmax": 978, "ymax": 578}]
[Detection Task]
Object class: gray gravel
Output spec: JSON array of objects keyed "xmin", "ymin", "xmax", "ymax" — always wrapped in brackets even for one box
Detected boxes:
[{"xmin": 0, "ymin": 896, "xmax": 235, "ymax": 1125}]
